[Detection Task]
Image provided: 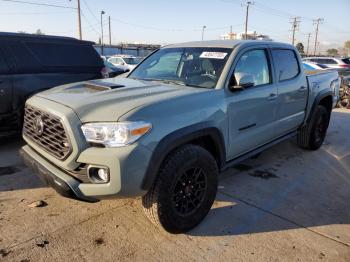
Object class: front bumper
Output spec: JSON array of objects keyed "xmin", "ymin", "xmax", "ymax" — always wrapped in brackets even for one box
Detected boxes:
[
  {"xmin": 20, "ymin": 145, "xmax": 97, "ymax": 202},
  {"xmin": 20, "ymin": 142, "xmax": 152, "ymax": 201}
]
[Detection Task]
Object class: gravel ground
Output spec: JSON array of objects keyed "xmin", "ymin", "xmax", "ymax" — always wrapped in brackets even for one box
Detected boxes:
[{"xmin": 0, "ymin": 108, "xmax": 349, "ymax": 262}]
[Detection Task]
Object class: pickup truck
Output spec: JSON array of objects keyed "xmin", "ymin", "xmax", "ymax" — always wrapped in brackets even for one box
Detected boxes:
[{"xmin": 21, "ymin": 40, "xmax": 339, "ymax": 233}]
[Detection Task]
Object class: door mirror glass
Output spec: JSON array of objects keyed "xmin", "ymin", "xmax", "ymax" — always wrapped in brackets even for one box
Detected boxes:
[
  {"xmin": 237, "ymin": 73, "xmax": 255, "ymax": 88},
  {"xmin": 229, "ymin": 73, "xmax": 254, "ymax": 91}
]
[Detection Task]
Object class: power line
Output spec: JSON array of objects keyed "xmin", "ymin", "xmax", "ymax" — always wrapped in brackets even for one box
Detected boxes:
[
  {"xmin": 80, "ymin": 11, "xmax": 100, "ymax": 36},
  {"xmin": 254, "ymin": 1, "xmax": 313, "ymax": 21},
  {"xmin": 0, "ymin": 0, "xmax": 76, "ymax": 9},
  {"xmin": 0, "ymin": 11, "xmax": 73, "ymax": 15},
  {"xmin": 111, "ymin": 17, "xmax": 239, "ymax": 32},
  {"xmin": 82, "ymin": 0, "xmax": 99, "ymax": 23}
]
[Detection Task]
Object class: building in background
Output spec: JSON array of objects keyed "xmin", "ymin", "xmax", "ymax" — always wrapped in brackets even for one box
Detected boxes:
[
  {"xmin": 220, "ymin": 31, "xmax": 272, "ymax": 41},
  {"xmin": 94, "ymin": 43, "xmax": 161, "ymax": 57}
]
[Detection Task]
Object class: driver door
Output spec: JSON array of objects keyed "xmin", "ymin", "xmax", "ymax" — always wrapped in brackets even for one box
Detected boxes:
[{"xmin": 225, "ymin": 48, "xmax": 278, "ymax": 159}]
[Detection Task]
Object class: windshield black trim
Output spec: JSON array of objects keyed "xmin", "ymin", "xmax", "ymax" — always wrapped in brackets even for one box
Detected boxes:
[{"xmin": 128, "ymin": 47, "xmax": 232, "ymax": 89}]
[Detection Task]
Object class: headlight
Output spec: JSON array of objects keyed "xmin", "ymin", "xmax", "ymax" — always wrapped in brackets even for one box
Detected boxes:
[{"xmin": 81, "ymin": 121, "xmax": 152, "ymax": 147}]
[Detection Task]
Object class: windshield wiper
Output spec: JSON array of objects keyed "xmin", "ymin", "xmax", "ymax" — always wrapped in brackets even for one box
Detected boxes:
[
  {"xmin": 132, "ymin": 78, "xmax": 208, "ymax": 88},
  {"xmin": 158, "ymin": 80, "xmax": 186, "ymax": 86}
]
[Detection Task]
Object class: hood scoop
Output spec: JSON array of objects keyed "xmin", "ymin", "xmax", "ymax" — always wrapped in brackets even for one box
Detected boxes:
[{"xmin": 83, "ymin": 82, "xmax": 125, "ymax": 91}]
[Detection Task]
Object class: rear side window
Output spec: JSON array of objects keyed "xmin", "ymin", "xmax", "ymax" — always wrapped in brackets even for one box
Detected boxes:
[
  {"xmin": 24, "ymin": 42, "xmax": 100, "ymax": 67},
  {"xmin": 271, "ymin": 49, "xmax": 300, "ymax": 81},
  {"xmin": 317, "ymin": 59, "xmax": 337, "ymax": 64},
  {"xmin": 342, "ymin": 58, "xmax": 350, "ymax": 64}
]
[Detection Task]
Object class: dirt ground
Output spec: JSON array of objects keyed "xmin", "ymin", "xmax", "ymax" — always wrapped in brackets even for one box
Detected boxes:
[{"xmin": 0, "ymin": 108, "xmax": 349, "ymax": 262}]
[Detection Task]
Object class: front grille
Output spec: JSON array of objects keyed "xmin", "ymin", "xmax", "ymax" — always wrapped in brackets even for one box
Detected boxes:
[{"xmin": 23, "ymin": 105, "xmax": 72, "ymax": 160}]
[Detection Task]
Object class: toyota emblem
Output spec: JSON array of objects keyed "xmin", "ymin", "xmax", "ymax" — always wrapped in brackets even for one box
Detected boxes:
[{"xmin": 33, "ymin": 116, "xmax": 44, "ymax": 135}]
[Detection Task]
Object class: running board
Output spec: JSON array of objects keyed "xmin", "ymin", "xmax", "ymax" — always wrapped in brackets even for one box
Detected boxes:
[{"xmin": 221, "ymin": 130, "xmax": 298, "ymax": 171}]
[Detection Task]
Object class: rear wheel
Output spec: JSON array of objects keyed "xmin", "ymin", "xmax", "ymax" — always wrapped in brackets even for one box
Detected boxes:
[
  {"xmin": 298, "ymin": 105, "xmax": 330, "ymax": 150},
  {"xmin": 142, "ymin": 144, "xmax": 218, "ymax": 233}
]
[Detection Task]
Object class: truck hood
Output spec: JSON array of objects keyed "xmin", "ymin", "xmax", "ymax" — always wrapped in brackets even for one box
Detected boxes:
[{"xmin": 36, "ymin": 77, "xmax": 205, "ymax": 122}]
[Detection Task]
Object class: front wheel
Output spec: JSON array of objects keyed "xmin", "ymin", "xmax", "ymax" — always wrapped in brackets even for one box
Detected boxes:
[
  {"xmin": 142, "ymin": 145, "xmax": 218, "ymax": 233},
  {"xmin": 297, "ymin": 105, "xmax": 330, "ymax": 150}
]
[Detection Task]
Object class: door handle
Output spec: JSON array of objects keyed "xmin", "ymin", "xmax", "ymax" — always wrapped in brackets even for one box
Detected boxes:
[
  {"xmin": 267, "ymin": 93, "xmax": 277, "ymax": 101},
  {"xmin": 298, "ymin": 86, "xmax": 307, "ymax": 92}
]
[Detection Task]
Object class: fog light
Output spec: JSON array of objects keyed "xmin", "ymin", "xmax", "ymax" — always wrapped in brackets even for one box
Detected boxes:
[
  {"xmin": 98, "ymin": 168, "xmax": 108, "ymax": 181},
  {"xmin": 87, "ymin": 166, "xmax": 110, "ymax": 183}
]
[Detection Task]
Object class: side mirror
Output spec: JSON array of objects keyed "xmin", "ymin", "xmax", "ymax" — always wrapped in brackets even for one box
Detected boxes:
[{"xmin": 229, "ymin": 73, "xmax": 255, "ymax": 91}]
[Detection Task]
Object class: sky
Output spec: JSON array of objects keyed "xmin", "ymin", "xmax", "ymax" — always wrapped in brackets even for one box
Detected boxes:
[{"xmin": 0, "ymin": 0, "xmax": 349, "ymax": 53}]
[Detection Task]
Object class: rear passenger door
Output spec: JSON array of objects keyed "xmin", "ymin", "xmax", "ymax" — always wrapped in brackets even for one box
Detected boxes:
[
  {"xmin": 271, "ymin": 49, "xmax": 308, "ymax": 135},
  {"xmin": 0, "ymin": 48, "xmax": 13, "ymax": 114},
  {"xmin": 226, "ymin": 48, "xmax": 278, "ymax": 159}
]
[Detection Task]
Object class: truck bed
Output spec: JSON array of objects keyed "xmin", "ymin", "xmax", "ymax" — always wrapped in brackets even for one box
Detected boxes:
[{"xmin": 305, "ymin": 69, "xmax": 340, "ymax": 108}]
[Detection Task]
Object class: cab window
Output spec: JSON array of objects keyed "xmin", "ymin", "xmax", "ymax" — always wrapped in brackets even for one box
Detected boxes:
[
  {"xmin": 233, "ymin": 49, "xmax": 270, "ymax": 86},
  {"xmin": 271, "ymin": 49, "xmax": 300, "ymax": 81}
]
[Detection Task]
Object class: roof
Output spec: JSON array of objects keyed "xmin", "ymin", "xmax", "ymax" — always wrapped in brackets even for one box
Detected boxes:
[
  {"xmin": 303, "ymin": 57, "xmax": 343, "ymax": 60},
  {"xmin": 165, "ymin": 39, "xmax": 293, "ymax": 49},
  {"xmin": 0, "ymin": 32, "xmax": 94, "ymax": 44}
]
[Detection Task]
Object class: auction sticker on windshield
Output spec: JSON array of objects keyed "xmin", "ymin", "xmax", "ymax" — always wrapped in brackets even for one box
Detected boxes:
[{"xmin": 200, "ymin": 52, "xmax": 228, "ymax": 59}]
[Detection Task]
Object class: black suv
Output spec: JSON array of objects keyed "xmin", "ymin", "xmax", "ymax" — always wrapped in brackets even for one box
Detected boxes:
[{"xmin": 0, "ymin": 32, "xmax": 104, "ymax": 136}]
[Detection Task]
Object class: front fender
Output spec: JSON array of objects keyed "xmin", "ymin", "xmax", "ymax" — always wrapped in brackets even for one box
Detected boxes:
[{"xmin": 141, "ymin": 122, "xmax": 226, "ymax": 190}]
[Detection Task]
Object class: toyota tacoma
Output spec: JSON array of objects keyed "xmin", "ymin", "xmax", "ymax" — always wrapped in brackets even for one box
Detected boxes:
[{"xmin": 21, "ymin": 40, "xmax": 339, "ymax": 233}]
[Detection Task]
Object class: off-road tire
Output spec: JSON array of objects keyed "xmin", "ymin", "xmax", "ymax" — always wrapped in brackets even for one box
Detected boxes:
[
  {"xmin": 297, "ymin": 105, "xmax": 330, "ymax": 150},
  {"xmin": 142, "ymin": 144, "xmax": 218, "ymax": 234}
]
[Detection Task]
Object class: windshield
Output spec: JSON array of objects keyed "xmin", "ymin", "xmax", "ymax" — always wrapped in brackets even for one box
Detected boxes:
[
  {"xmin": 123, "ymin": 57, "xmax": 141, "ymax": 65},
  {"xmin": 104, "ymin": 60, "xmax": 116, "ymax": 68},
  {"xmin": 128, "ymin": 47, "xmax": 232, "ymax": 88}
]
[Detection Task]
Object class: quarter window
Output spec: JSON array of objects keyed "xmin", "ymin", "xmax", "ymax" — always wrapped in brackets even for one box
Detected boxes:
[
  {"xmin": 271, "ymin": 49, "xmax": 299, "ymax": 81},
  {"xmin": 234, "ymin": 49, "xmax": 270, "ymax": 86}
]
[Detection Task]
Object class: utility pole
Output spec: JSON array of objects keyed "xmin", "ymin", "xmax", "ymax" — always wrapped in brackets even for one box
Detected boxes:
[
  {"xmin": 108, "ymin": 16, "xmax": 112, "ymax": 46},
  {"xmin": 201, "ymin": 25, "xmax": 206, "ymax": 41},
  {"xmin": 74, "ymin": 0, "xmax": 82, "ymax": 40},
  {"xmin": 100, "ymin": 10, "xmax": 105, "ymax": 55},
  {"xmin": 313, "ymin": 18, "xmax": 324, "ymax": 56},
  {"xmin": 290, "ymin": 17, "xmax": 301, "ymax": 46},
  {"xmin": 244, "ymin": 1, "xmax": 254, "ymax": 40},
  {"xmin": 306, "ymin": 33, "xmax": 311, "ymax": 56}
]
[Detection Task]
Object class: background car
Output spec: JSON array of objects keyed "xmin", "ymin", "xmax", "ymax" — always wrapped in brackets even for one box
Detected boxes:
[
  {"xmin": 0, "ymin": 32, "xmax": 104, "ymax": 136},
  {"xmin": 302, "ymin": 62, "xmax": 328, "ymax": 70},
  {"xmin": 108, "ymin": 55, "xmax": 142, "ymax": 71},
  {"xmin": 102, "ymin": 59, "xmax": 129, "ymax": 78},
  {"xmin": 303, "ymin": 57, "xmax": 350, "ymax": 69}
]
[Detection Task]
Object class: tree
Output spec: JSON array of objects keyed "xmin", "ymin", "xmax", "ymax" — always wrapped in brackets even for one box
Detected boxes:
[
  {"xmin": 34, "ymin": 29, "xmax": 45, "ymax": 35},
  {"xmin": 345, "ymin": 41, "xmax": 350, "ymax": 49},
  {"xmin": 326, "ymin": 48, "xmax": 339, "ymax": 56},
  {"xmin": 296, "ymin": 42, "xmax": 304, "ymax": 54},
  {"xmin": 345, "ymin": 41, "xmax": 350, "ymax": 56}
]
